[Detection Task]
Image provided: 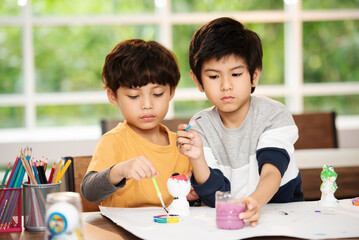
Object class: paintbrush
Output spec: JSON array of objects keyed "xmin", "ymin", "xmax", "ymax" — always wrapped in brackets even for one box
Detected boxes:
[
  {"xmin": 151, "ymin": 177, "xmax": 168, "ymax": 213},
  {"xmin": 184, "ymin": 116, "xmax": 202, "ymax": 131}
]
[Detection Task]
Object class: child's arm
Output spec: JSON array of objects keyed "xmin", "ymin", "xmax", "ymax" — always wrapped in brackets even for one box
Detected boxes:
[
  {"xmin": 81, "ymin": 167, "xmax": 126, "ymax": 202},
  {"xmin": 240, "ymin": 163, "xmax": 281, "ymax": 227},
  {"xmin": 177, "ymin": 123, "xmax": 209, "ymax": 182},
  {"xmin": 109, "ymin": 155, "xmax": 158, "ymax": 184},
  {"xmin": 81, "ymin": 156, "xmax": 158, "ymax": 202},
  {"xmin": 177, "ymin": 124, "xmax": 230, "ymax": 207}
]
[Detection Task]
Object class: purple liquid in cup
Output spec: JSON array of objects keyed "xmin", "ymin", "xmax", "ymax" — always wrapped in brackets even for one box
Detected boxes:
[{"xmin": 216, "ymin": 202, "xmax": 245, "ymax": 230}]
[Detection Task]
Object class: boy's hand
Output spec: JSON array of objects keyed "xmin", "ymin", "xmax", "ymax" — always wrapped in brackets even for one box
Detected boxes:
[
  {"xmin": 239, "ymin": 196, "xmax": 261, "ymax": 227},
  {"xmin": 110, "ymin": 156, "xmax": 158, "ymax": 184},
  {"xmin": 176, "ymin": 124, "xmax": 203, "ymax": 160}
]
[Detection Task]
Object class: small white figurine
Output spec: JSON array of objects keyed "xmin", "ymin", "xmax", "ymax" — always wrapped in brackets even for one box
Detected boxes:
[
  {"xmin": 318, "ymin": 165, "xmax": 339, "ymax": 207},
  {"xmin": 167, "ymin": 173, "xmax": 191, "ymax": 216}
]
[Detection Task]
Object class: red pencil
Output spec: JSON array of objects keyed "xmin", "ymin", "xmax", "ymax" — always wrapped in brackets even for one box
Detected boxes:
[
  {"xmin": 48, "ymin": 162, "xmax": 56, "ymax": 184},
  {"xmin": 5, "ymin": 152, "xmax": 20, "ymax": 188}
]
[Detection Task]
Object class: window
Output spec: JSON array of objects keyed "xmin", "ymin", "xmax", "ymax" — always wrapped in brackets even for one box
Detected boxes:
[{"xmin": 1, "ymin": 0, "xmax": 359, "ymax": 141}]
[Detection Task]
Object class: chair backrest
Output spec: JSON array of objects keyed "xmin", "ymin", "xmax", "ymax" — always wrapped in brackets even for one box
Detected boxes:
[
  {"xmin": 101, "ymin": 118, "xmax": 191, "ymax": 134},
  {"xmin": 292, "ymin": 112, "xmax": 338, "ymax": 149},
  {"xmin": 65, "ymin": 156, "xmax": 99, "ymax": 212}
]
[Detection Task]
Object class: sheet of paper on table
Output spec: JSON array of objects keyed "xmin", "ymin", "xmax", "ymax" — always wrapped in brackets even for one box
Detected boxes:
[{"xmin": 100, "ymin": 199, "xmax": 359, "ymax": 240}]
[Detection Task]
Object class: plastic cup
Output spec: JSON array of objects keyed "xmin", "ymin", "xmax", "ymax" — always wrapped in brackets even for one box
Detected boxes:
[{"xmin": 215, "ymin": 191, "xmax": 246, "ymax": 230}]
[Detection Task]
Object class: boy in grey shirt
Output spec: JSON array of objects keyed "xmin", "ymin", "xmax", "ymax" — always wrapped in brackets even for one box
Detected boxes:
[{"xmin": 177, "ymin": 17, "xmax": 303, "ymax": 227}]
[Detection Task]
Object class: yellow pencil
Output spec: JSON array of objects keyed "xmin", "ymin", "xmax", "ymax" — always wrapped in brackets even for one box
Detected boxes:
[
  {"xmin": 55, "ymin": 160, "xmax": 72, "ymax": 183},
  {"xmin": 51, "ymin": 159, "xmax": 62, "ymax": 183}
]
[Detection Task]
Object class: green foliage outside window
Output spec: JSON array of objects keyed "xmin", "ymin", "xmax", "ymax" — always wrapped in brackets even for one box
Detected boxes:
[
  {"xmin": 34, "ymin": 25, "xmax": 157, "ymax": 93},
  {"xmin": 303, "ymin": 20, "xmax": 359, "ymax": 84},
  {"xmin": 0, "ymin": 0, "xmax": 358, "ymax": 129},
  {"xmin": 172, "ymin": 0, "xmax": 283, "ymax": 12},
  {"xmin": 31, "ymin": 0, "xmax": 155, "ymax": 15},
  {"xmin": 37, "ymin": 104, "xmax": 122, "ymax": 127},
  {"xmin": 0, "ymin": 27, "xmax": 22, "ymax": 94},
  {"xmin": 0, "ymin": 107, "xmax": 25, "ymax": 128}
]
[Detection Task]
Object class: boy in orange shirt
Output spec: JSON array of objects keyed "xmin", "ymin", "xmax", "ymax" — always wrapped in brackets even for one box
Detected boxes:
[{"xmin": 81, "ymin": 39, "xmax": 191, "ymax": 208}]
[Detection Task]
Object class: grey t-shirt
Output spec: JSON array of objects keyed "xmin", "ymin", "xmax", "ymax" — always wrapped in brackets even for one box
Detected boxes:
[{"xmin": 190, "ymin": 95, "xmax": 301, "ymax": 198}]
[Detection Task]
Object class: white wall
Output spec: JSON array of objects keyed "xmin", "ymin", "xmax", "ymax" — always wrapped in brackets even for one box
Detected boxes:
[
  {"xmin": 0, "ymin": 128, "xmax": 358, "ymax": 166},
  {"xmin": 0, "ymin": 139, "xmax": 98, "ymax": 164}
]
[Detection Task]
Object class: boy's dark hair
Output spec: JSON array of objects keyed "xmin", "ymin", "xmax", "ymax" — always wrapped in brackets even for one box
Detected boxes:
[
  {"xmin": 189, "ymin": 17, "xmax": 262, "ymax": 93},
  {"xmin": 102, "ymin": 39, "xmax": 180, "ymax": 95}
]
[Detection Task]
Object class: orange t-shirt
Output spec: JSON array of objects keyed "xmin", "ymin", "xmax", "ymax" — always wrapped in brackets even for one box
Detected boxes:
[{"xmin": 87, "ymin": 121, "xmax": 191, "ymax": 208}]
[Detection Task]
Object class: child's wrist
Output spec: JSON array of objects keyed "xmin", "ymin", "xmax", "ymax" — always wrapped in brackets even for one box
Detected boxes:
[{"xmin": 109, "ymin": 164, "xmax": 126, "ymax": 185}]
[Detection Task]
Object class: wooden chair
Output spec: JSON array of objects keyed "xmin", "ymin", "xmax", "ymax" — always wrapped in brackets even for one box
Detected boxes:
[
  {"xmin": 292, "ymin": 111, "xmax": 342, "ymax": 200},
  {"xmin": 101, "ymin": 118, "xmax": 190, "ymax": 134},
  {"xmin": 65, "ymin": 156, "xmax": 99, "ymax": 212},
  {"xmin": 292, "ymin": 112, "xmax": 338, "ymax": 149}
]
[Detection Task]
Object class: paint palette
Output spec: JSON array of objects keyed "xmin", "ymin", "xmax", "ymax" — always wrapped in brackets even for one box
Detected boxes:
[
  {"xmin": 153, "ymin": 214, "xmax": 180, "ymax": 224},
  {"xmin": 351, "ymin": 197, "xmax": 359, "ymax": 206}
]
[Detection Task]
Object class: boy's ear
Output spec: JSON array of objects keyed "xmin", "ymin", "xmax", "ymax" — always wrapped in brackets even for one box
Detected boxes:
[
  {"xmin": 107, "ymin": 88, "xmax": 119, "ymax": 107},
  {"xmin": 252, "ymin": 68, "xmax": 262, "ymax": 88},
  {"xmin": 190, "ymin": 71, "xmax": 204, "ymax": 92},
  {"xmin": 169, "ymin": 87, "xmax": 176, "ymax": 101}
]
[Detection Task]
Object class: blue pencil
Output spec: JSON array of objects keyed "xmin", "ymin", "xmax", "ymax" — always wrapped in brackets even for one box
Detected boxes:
[{"xmin": 32, "ymin": 160, "xmax": 41, "ymax": 184}]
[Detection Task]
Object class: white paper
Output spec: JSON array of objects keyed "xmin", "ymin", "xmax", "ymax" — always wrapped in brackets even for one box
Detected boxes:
[{"xmin": 100, "ymin": 199, "xmax": 359, "ymax": 240}]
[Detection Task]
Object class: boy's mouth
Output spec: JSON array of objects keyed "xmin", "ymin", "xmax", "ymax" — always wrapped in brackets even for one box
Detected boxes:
[
  {"xmin": 141, "ymin": 115, "xmax": 155, "ymax": 121},
  {"xmin": 221, "ymin": 96, "xmax": 234, "ymax": 102}
]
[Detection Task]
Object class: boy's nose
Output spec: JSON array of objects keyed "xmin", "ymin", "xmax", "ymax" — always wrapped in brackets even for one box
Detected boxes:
[
  {"xmin": 221, "ymin": 77, "xmax": 233, "ymax": 91},
  {"xmin": 141, "ymin": 97, "xmax": 153, "ymax": 109}
]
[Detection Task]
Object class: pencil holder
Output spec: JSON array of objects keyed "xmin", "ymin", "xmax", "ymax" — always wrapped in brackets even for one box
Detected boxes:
[
  {"xmin": 23, "ymin": 182, "xmax": 61, "ymax": 231},
  {"xmin": 0, "ymin": 187, "xmax": 22, "ymax": 232}
]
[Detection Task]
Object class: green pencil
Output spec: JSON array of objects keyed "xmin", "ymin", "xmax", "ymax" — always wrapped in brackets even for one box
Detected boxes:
[{"xmin": 0, "ymin": 163, "xmax": 11, "ymax": 189}]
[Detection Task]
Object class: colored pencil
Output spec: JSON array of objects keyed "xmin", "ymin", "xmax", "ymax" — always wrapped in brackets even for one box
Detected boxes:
[
  {"xmin": 5, "ymin": 153, "xmax": 21, "ymax": 188},
  {"xmin": 38, "ymin": 160, "xmax": 47, "ymax": 184},
  {"xmin": 51, "ymin": 159, "xmax": 62, "ymax": 183},
  {"xmin": 0, "ymin": 163, "xmax": 11, "ymax": 188},
  {"xmin": 55, "ymin": 159, "xmax": 72, "ymax": 183},
  {"xmin": 20, "ymin": 154, "xmax": 38, "ymax": 185},
  {"xmin": 32, "ymin": 161, "xmax": 41, "ymax": 184},
  {"xmin": 44, "ymin": 157, "xmax": 48, "ymax": 171},
  {"xmin": 47, "ymin": 162, "xmax": 56, "ymax": 184},
  {"xmin": 0, "ymin": 152, "xmax": 20, "ymax": 225}
]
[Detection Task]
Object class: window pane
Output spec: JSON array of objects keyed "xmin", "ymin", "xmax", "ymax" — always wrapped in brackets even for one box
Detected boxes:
[
  {"xmin": 172, "ymin": 24, "xmax": 200, "ymax": 88},
  {"xmin": 0, "ymin": 0, "xmax": 22, "ymax": 16},
  {"xmin": 173, "ymin": 23, "xmax": 284, "ymax": 87},
  {"xmin": 37, "ymin": 104, "xmax": 123, "ymax": 127},
  {"xmin": 303, "ymin": 0, "xmax": 359, "ymax": 9},
  {"xmin": 247, "ymin": 23, "xmax": 284, "ymax": 85},
  {"xmin": 0, "ymin": 107, "xmax": 25, "ymax": 128},
  {"xmin": 174, "ymin": 100, "xmax": 212, "ymax": 118},
  {"xmin": 303, "ymin": 20, "xmax": 359, "ymax": 84},
  {"xmin": 0, "ymin": 27, "xmax": 23, "ymax": 94},
  {"xmin": 34, "ymin": 25, "xmax": 157, "ymax": 93},
  {"xmin": 32, "ymin": 0, "xmax": 155, "ymax": 16},
  {"xmin": 304, "ymin": 95, "xmax": 359, "ymax": 115},
  {"xmin": 172, "ymin": 0, "xmax": 283, "ymax": 12}
]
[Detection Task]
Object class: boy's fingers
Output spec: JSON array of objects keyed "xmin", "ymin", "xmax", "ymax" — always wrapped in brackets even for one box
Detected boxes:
[
  {"xmin": 250, "ymin": 221, "xmax": 258, "ymax": 227},
  {"xmin": 139, "ymin": 156, "xmax": 157, "ymax": 177},
  {"xmin": 177, "ymin": 123, "xmax": 188, "ymax": 131}
]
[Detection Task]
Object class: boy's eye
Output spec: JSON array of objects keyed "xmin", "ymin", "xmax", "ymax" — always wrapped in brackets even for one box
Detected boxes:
[
  {"xmin": 232, "ymin": 73, "xmax": 242, "ymax": 77},
  {"xmin": 209, "ymin": 75, "xmax": 219, "ymax": 79},
  {"xmin": 128, "ymin": 95, "xmax": 138, "ymax": 99},
  {"xmin": 154, "ymin": 93, "xmax": 164, "ymax": 97}
]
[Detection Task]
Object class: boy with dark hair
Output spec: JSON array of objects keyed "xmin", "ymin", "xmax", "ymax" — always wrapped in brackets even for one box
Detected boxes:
[
  {"xmin": 177, "ymin": 17, "xmax": 303, "ymax": 226},
  {"xmin": 81, "ymin": 39, "xmax": 191, "ymax": 208}
]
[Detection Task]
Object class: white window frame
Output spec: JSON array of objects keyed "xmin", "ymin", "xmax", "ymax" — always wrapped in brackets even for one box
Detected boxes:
[{"xmin": 0, "ymin": 0, "xmax": 359, "ymax": 142}]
